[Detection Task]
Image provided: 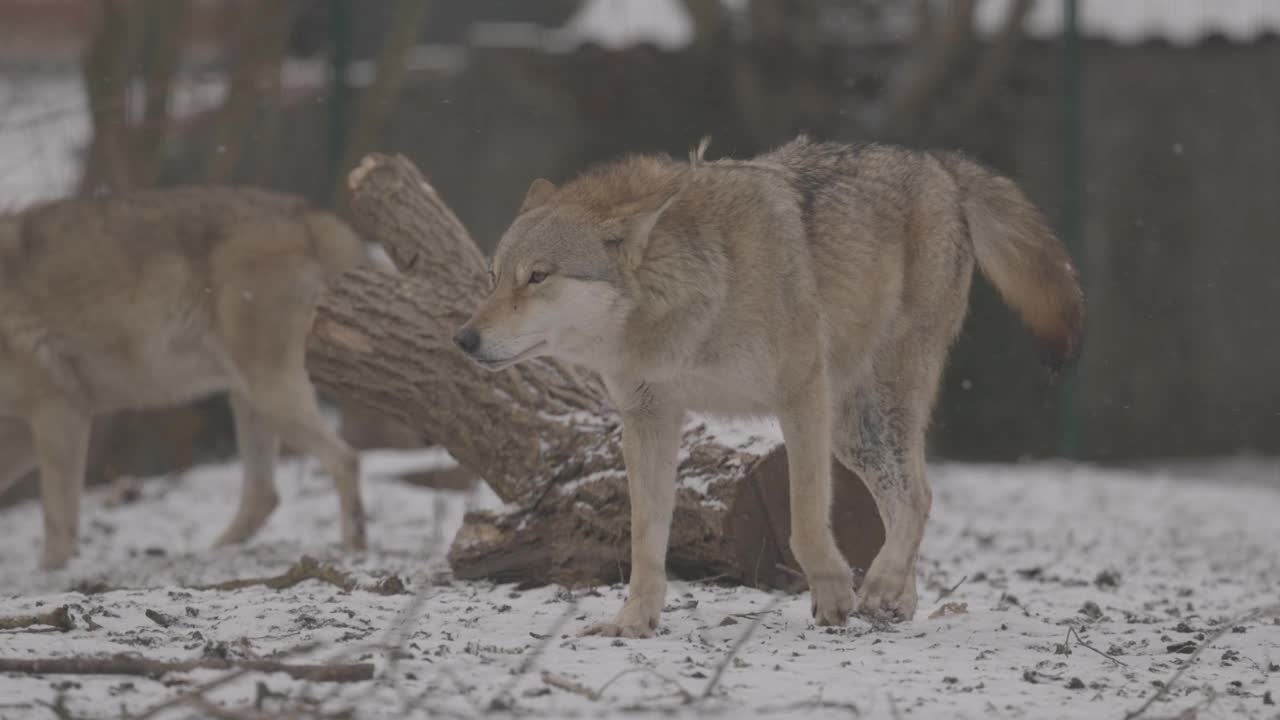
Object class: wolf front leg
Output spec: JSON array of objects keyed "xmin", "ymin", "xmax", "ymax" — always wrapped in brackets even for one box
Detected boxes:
[
  {"xmin": 582, "ymin": 394, "xmax": 683, "ymax": 639},
  {"xmin": 778, "ymin": 363, "xmax": 855, "ymax": 626},
  {"xmin": 30, "ymin": 403, "xmax": 92, "ymax": 570},
  {"xmin": 0, "ymin": 419, "xmax": 35, "ymax": 497}
]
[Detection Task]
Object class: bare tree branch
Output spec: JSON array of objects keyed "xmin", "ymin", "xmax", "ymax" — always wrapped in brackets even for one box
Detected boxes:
[
  {"xmin": 947, "ymin": 0, "xmax": 1033, "ymax": 144},
  {"xmin": 879, "ymin": 0, "xmax": 978, "ymax": 142}
]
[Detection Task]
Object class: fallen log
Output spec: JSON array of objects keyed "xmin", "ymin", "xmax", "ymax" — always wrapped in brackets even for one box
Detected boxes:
[
  {"xmin": 305, "ymin": 153, "xmax": 884, "ymax": 591},
  {"xmin": 0, "ymin": 606, "xmax": 75, "ymax": 633},
  {"xmin": 0, "ymin": 655, "xmax": 372, "ymax": 683}
]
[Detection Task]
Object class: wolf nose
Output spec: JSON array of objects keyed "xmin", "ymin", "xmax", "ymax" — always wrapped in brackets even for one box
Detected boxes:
[{"xmin": 453, "ymin": 327, "xmax": 480, "ymax": 355}]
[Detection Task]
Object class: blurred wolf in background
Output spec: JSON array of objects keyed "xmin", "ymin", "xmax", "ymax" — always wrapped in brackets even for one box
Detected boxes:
[
  {"xmin": 0, "ymin": 187, "xmax": 368, "ymax": 569},
  {"xmin": 454, "ymin": 135, "xmax": 1084, "ymax": 637}
]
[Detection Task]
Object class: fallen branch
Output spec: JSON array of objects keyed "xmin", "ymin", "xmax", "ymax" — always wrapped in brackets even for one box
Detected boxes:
[
  {"xmin": 127, "ymin": 643, "xmax": 323, "ymax": 720},
  {"xmin": 594, "ymin": 667, "xmax": 693, "ymax": 704},
  {"xmin": 0, "ymin": 605, "xmax": 75, "ymax": 632},
  {"xmin": 541, "ymin": 671, "xmax": 597, "ymax": 699},
  {"xmin": 191, "ymin": 556, "xmax": 355, "ymax": 593},
  {"xmin": 0, "ymin": 654, "xmax": 373, "ymax": 683},
  {"xmin": 1124, "ymin": 603, "xmax": 1280, "ymax": 720},
  {"xmin": 129, "ymin": 667, "xmax": 257, "ymax": 720},
  {"xmin": 35, "ymin": 695, "xmax": 76, "ymax": 720},
  {"xmin": 188, "ymin": 697, "xmax": 272, "ymax": 720},
  {"xmin": 541, "ymin": 665, "xmax": 696, "ymax": 705}
]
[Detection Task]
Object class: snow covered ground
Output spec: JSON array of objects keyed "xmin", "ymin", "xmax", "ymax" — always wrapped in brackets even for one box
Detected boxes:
[{"xmin": 1, "ymin": 443, "xmax": 1277, "ymax": 720}]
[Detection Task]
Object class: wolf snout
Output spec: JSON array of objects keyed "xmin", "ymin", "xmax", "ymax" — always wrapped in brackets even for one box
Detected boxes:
[{"xmin": 453, "ymin": 326, "xmax": 481, "ymax": 355}]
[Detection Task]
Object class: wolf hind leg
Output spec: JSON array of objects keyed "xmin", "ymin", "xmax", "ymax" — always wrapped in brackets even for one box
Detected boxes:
[
  {"xmin": 832, "ymin": 379, "xmax": 932, "ymax": 621},
  {"xmin": 215, "ymin": 275, "xmax": 365, "ymax": 552},
  {"xmin": 213, "ymin": 392, "xmax": 282, "ymax": 547}
]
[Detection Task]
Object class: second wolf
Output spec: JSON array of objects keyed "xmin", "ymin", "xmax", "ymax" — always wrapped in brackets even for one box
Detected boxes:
[
  {"xmin": 455, "ymin": 136, "xmax": 1084, "ymax": 637},
  {"xmin": 0, "ymin": 187, "xmax": 369, "ymax": 569}
]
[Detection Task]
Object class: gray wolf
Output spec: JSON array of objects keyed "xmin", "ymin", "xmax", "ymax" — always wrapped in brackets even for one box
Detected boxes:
[
  {"xmin": 454, "ymin": 135, "xmax": 1084, "ymax": 637},
  {"xmin": 0, "ymin": 187, "xmax": 369, "ymax": 569}
]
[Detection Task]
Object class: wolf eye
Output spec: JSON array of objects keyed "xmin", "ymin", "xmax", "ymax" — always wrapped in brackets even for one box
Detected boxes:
[{"xmin": 528, "ymin": 270, "xmax": 548, "ymax": 285}]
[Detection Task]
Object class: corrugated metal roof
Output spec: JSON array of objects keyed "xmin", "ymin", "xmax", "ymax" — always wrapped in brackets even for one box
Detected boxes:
[
  {"xmin": 552, "ymin": 0, "xmax": 1280, "ymax": 52},
  {"xmin": 977, "ymin": 0, "xmax": 1280, "ymax": 46}
]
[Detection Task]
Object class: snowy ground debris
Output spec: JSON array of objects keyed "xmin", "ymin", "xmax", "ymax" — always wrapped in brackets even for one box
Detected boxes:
[{"xmin": 1, "ymin": 444, "xmax": 1277, "ymax": 719}]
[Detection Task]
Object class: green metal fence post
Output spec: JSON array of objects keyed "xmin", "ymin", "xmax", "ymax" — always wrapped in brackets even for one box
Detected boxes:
[
  {"xmin": 1057, "ymin": 0, "xmax": 1086, "ymax": 459},
  {"xmin": 327, "ymin": 0, "xmax": 353, "ymax": 198}
]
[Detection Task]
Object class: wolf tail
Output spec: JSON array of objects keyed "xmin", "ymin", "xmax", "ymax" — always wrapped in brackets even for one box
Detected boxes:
[
  {"xmin": 937, "ymin": 152, "xmax": 1085, "ymax": 373},
  {"xmin": 302, "ymin": 211, "xmax": 368, "ymax": 278}
]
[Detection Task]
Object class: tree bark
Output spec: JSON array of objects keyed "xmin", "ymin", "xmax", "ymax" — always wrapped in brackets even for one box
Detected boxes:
[
  {"xmin": 201, "ymin": 0, "xmax": 301, "ymax": 183},
  {"xmin": 879, "ymin": 0, "xmax": 1033, "ymax": 147},
  {"xmin": 330, "ymin": 0, "xmax": 435, "ymax": 208},
  {"xmin": 79, "ymin": 0, "xmax": 146, "ymax": 194},
  {"xmin": 945, "ymin": 0, "xmax": 1033, "ymax": 148},
  {"xmin": 307, "ymin": 154, "xmax": 885, "ymax": 591},
  {"xmin": 131, "ymin": 0, "xmax": 191, "ymax": 187},
  {"xmin": 879, "ymin": 0, "xmax": 978, "ymax": 143}
]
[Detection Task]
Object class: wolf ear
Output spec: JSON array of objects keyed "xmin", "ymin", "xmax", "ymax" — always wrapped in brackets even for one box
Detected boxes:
[
  {"xmin": 605, "ymin": 188, "xmax": 681, "ymax": 269},
  {"xmin": 520, "ymin": 178, "xmax": 557, "ymax": 214}
]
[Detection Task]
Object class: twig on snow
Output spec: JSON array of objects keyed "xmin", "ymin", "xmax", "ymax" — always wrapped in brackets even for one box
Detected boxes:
[
  {"xmin": 887, "ymin": 691, "xmax": 904, "ymax": 720},
  {"xmin": 129, "ymin": 665, "xmax": 259, "ymax": 720},
  {"xmin": 191, "ymin": 556, "xmax": 358, "ymax": 593},
  {"xmin": 35, "ymin": 693, "xmax": 78, "ymax": 720},
  {"xmin": 759, "ymin": 698, "xmax": 863, "ymax": 716},
  {"xmin": 541, "ymin": 666, "xmax": 694, "ymax": 704},
  {"xmin": 541, "ymin": 672, "xmax": 597, "ymax": 699},
  {"xmin": 187, "ymin": 696, "xmax": 274, "ymax": 720},
  {"xmin": 0, "ymin": 653, "xmax": 373, "ymax": 683},
  {"xmin": 935, "ymin": 574, "xmax": 968, "ymax": 602},
  {"xmin": 700, "ymin": 594, "xmax": 784, "ymax": 702},
  {"xmin": 306, "ymin": 495, "xmax": 452, "ymax": 719},
  {"xmin": 1065, "ymin": 626, "xmax": 1128, "ymax": 667},
  {"xmin": 488, "ymin": 601, "xmax": 580, "ymax": 707},
  {"xmin": 0, "ymin": 605, "xmax": 75, "ymax": 632},
  {"xmin": 1124, "ymin": 602, "xmax": 1280, "ymax": 720},
  {"xmin": 595, "ymin": 667, "xmax": 694, "ymax": 703}
]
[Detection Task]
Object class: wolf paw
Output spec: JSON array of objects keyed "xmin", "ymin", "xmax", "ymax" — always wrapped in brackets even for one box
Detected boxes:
[
  {"xmin": 580, "ymin": 621, "xmax": 657, "ymax": 639},
  {"xmin": 579, "ymin": 598, "xmax": 662, "ymax": 639},
  {"xmin": 341, "ymin": 513, "xmax": 368, "ymax": 552},
  {"xmin": 807, "ymin": 567, "xmax": 854, "ymax": 626},
  {"xmin": 213, "ymin": 492, "xmax": 279, "ymax": 547},
  {"xmin": 39, "ymin": 541, "xmax": 74, "ymax": 571},
  {"xmin": 856, "ymin": 561, "xmax": 918, "ymax": 621}
]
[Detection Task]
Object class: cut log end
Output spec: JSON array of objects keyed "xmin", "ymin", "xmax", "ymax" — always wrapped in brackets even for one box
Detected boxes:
[
  {"xmin": 447, "ymin": 446, "xmax": 885, "ymax": 593},
  {"xmin": 725, "ymin": 447, "xmax": 885, "ymax": 592}
]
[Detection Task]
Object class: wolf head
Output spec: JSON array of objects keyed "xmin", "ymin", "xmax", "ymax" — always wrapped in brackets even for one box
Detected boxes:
[{"xmin": 454, "ymin": 171, "xmax": 681, "ymax": 372}]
